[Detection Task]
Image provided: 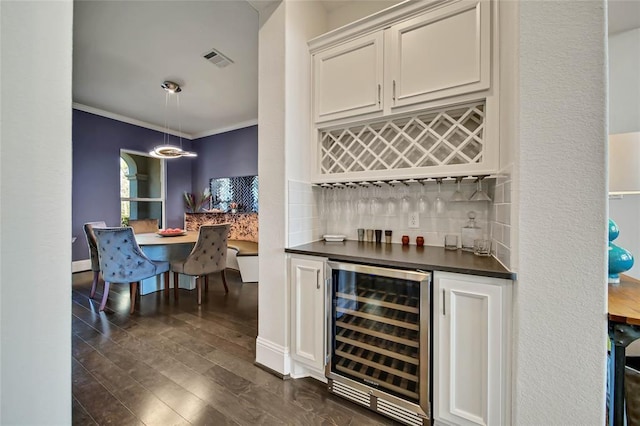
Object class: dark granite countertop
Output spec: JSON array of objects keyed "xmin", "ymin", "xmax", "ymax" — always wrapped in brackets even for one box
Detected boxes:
[{"xmin": 285, "ymin": 240, "xmax": 516, "ymax": 280}]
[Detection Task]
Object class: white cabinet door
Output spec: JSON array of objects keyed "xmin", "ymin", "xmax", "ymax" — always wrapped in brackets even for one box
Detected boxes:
[
  {"xmin": 290, "ymin": 256, "xmax": 326, "ymax": 374},
  {"xmin": 313, "ymin": 32, "xmax": 383, "ymax": 123},
  {"xmin": 386, "ymin": 0, "xmax": 491, "ymax": 111},
  {"xmin": 433, "ymin": 271, "xmax": 511, "ymax": 426}
]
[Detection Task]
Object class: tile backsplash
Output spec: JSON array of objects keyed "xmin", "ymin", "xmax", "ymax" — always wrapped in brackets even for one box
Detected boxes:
[
  {"xmin": 287, "ymin": 180, "xmax": 324, "ymax": 247},
  {"xmin": 490, "ymin": 168, "xmax": 512, "ymax": 269},
  {"xmin": 287, "ymin": 177, "xmax": 513, "ymax": 271},
  {"xmin": 316, "ymin": 179, "xmax": 496, "ymax": 248}
]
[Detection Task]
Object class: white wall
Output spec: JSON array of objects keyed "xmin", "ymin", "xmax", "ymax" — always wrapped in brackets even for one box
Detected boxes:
[
  {"xmin": 257, "ymin": 0, "xmax": 289, "ymax": 373},
  {"xmin": 609, "ymin": 28, "xmax": 640, "ymax": 134},
  {"xmin": 256, "ymin": 0, "xmax": 327, "ymax": 374},
  {"xmin": 608, "ymin": 27, "xmax": 640, "ymax": 279},
  {"xmin": 512, "ymin": 1, "xmax": 607, "ymax": 424},
  {"xmin": 0, "ymin": 1, "xmax": 73, "ymax": 423}
]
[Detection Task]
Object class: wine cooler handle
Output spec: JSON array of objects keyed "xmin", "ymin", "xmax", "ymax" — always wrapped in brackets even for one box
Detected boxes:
[
  {"xmin": 442, "ymin": 289, "xmax": 446, "ymax": 316},
  {"xmin": 325, "ymin": 277, "xmax": 332, "ymax": 365}
]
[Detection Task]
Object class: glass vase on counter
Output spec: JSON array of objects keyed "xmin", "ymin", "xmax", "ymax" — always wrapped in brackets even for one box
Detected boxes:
[{"xmin": 461, "ymin": 211, "xmax": 482, "ymax": 252}]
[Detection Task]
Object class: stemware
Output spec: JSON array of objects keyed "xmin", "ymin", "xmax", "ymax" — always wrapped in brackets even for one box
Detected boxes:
[
  {"xmin": 417, "ymin": 182, "xmax": 429, "ymax": 213},
  {"xmin": 434, "ymin": 179, "xmax": 447, "ymax": 214},
  {"xmin": 469, "ymin": 177, "xmax": 492, "ymax": 202},
  {"xmin": 386, "ymin": 187, "xmax": 398, "ymax": 217},
  {"xmin": 450, "ymin": 177, "xmax": 466, "ymax": 202},
  {"xmin": 400, "ymin": 184, "xmax": 414, "ymax": 213}
]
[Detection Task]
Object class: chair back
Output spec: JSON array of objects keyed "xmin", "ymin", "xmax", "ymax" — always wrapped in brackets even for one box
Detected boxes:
[
  {"xmin": 128, "ymin": 218, "xmax": 159, "ymax": 234},
  {"xmin": 94, "ymin": 227, "xmax": 161, "ymax": 283},
  {"xmin": 182, "ymin": 224, "xmax": 230, "ymax": 276},
  {"xmin": 83, "ymin": 221, "xmax": 107, "ymax": 271}
]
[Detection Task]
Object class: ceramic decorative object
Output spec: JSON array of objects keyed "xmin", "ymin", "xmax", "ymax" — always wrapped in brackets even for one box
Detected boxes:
[
  {"xmin": 609, "ymin": 219, "xmax": 634, "ymax": 284},
  {"xmin": 402, "ymin": 235, "xmax": 410, "ymax": 246},
  {"xmin": 416, "ymin": 236, "xmax": 424, "ymax": 247}
]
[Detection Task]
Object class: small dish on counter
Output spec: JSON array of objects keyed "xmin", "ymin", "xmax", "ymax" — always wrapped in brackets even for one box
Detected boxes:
[
  {"xmin": 323, "ymin": 234, "xmax": 346, "ymax": 242},
  {"xmin": 156, "ymin": 229, "xmax": 187, "ymax": 237}
]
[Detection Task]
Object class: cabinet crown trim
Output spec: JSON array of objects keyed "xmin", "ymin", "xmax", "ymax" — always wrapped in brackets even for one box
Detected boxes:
[{"xmin": 308, "ymin": 0, "xmax": 452, "ymax": 52}]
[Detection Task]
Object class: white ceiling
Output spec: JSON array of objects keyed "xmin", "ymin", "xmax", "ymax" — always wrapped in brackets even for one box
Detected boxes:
[
  {"xmin": 73, "ymin": 0, "xmax": 639, "ymax": 140},
  {"xmin": 72, "ymin": 0, "xmax": 259, "ymax": 139}
]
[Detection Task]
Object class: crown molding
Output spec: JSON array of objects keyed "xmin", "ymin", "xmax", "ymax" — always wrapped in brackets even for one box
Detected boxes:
[
  {"xmin": 72, "ymin": 103, "xmax": 194, "ymax": 140},
  {"xmin": 192, "ymin": 119, "xmax": 259, "ymax": 140}
]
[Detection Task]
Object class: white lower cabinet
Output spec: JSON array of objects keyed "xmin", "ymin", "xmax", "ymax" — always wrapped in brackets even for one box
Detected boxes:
[
  {"xmin": 289, "ymin": 255, "xmax": 327, "ymax": 379},
  {"xmin": 433, "ymin": 271, "xmax": 512, "ymax": 426}
]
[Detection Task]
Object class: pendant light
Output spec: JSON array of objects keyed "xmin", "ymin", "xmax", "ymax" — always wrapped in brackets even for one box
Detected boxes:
[{"xmin": 149, "ymin": 81, "xmax": 197, "ymax": 159}]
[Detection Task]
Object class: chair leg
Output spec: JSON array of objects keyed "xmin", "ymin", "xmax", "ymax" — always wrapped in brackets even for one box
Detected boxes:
[
  {"xmin": 130, "ymin": 282, "xmax": 138, "ymax": 314},
  {"xmin": 90, "ymin": 271, "xmax": 99, "ymax": 299},
  {"xmin": 221, "ymin": 270, "xmax": 229, "ymax": 294},
  {"xmin": 173, "ymin": 272, "xmax": 180, "ymax": 300},
  {"xmin": 164, "ymin": 271, "xmax": 170, "ymax": 299},
  {"xmin": 196, "ymin": 276, "xmax": 202, "ymax": 305},
  {"xmin": 99, "ymin": 281, "xmax": 111, "ymax": 311},
  {"xmin": 204, "ymin": 275, "xmax": 209, "ymax": 292}
]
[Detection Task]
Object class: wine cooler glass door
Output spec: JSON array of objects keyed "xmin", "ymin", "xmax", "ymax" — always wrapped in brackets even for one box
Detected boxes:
[{"xmin": 328, "ymin": 262, "xmax": 430, "ymax": 413}]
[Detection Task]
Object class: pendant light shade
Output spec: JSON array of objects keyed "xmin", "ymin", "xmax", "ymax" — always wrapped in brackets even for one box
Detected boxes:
[{"xmin": 149, "ymin": 81, "xmax": 197, "ymax": 159}]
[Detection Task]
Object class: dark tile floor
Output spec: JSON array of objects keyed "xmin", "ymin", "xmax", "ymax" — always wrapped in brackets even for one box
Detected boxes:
[{"xmin": 72, "ymin": 270, "xmax": 399, "ymax": 425}]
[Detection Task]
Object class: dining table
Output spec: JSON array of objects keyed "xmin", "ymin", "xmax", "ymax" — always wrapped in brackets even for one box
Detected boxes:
[
  {"xmin": 608, "ymin": 275, "xmax": 640, "ymax": 426},
  {"xmin": 134, "ymin": 231, "xmax": 198, "ymax": 294}
]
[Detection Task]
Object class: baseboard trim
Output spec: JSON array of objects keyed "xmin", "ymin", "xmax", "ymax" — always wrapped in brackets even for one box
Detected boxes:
[
  {"xmin": 72, "ymin": 259, "xmax": 92, "ymax": 273},
  {"xmin": 255, "ymin": 336, "xmax": 290, "ymax": 376}
]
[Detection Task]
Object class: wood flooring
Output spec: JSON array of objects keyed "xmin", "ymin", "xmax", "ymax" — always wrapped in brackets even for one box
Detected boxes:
[{"xmin": 71, "ymin": 270, "xmax": 399, "ymax": 425}]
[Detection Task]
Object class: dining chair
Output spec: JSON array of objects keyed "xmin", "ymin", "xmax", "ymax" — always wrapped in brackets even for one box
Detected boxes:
[
  {"xmin": 83, "ymin": 221, "xmax": 107, "ymax": 300},
  {"xmin": 171, "ymin": 224, "xmax": 230, "ymax": 304},
  {"xmin": 94, "ymin": 227, "xmax": 170, "ymax": 313},
  {"xmin": 128, "ymin": 218, "xmax": 159, "ymax": 234}
]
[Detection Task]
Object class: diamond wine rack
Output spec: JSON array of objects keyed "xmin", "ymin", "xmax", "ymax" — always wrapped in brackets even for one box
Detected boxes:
[{"xmin": 319, "ymin": 101, "xmax": 487, "ymax": 180}]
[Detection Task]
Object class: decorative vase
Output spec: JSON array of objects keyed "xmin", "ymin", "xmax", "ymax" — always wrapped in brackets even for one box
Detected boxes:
[
  {"xmin": 416, "ymin": 236, "xmax": 424, "ymax": 247},
  {"xmin": 609, "ymin": 219, "xmax": 634, "ymax": 284},
  {"xmin": 402, "ymin": 235, "xmax": 410, "ymax": 246}
]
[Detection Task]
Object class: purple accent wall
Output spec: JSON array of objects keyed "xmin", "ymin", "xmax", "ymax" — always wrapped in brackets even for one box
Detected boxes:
[
  {"xmin": 72, "ymin": 110, "xmax": 194, "ymax": 261},
  {"xmin": 72, "ymin": 111, "xmax": 258, "ymax": 262},
  {"xmin": 191, "ymin": 125, "xmax": 258, "ymax": 193}
]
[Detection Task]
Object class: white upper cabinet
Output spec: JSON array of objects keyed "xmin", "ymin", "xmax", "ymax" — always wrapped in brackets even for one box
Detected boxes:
[
  {"xmin": 311, "ymin": 0, "xmax": 492, "ymax": 124},
  {"xmin": 386, "ymin": 0, "xmax": 490, "ymax": 112},
  {"xmin": 314, "ymin": 33, "xmax": 383, "ymax": 123},
  {"xmin": 309, "ymin": 0, "xmax": 498, "ymax": 182}
]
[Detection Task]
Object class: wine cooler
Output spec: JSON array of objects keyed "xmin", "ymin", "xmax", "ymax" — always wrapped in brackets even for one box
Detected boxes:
[{"xmin": 326, "ymin": 261, "xmax": 431, "ymax": 426}]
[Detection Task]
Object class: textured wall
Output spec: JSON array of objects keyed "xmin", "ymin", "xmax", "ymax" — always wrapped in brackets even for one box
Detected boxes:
[
  {"xmin": 513, "ymin": 1, "xmax": 607, "ymax": 424},
  {"xmin": 1, "ymin": 1, "xmax": 73, "ymax": 422}
]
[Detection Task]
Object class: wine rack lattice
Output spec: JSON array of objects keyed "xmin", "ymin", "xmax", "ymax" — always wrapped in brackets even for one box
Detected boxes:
[{"xmin": 320, "ymin": 102, "xmax": 485, "ymax": 175}]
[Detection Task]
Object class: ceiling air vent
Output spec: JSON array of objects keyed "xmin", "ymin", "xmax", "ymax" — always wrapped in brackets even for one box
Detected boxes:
[{"xmin": 203, "ymin": 48, "xmax": 233, "ymax": 68}]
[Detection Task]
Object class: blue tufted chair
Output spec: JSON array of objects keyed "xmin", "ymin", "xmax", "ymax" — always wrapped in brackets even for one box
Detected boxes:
[
  {"xmin": 171, "ymin": 224, "xmax": 230, "ymax": 304},
  {"xmin": 83, "ymin": 221, "xmax": 107, "ymax": 300},
  {"xmin": 94, "ymin": 227, "xmax": 170, "ymax": 313}
]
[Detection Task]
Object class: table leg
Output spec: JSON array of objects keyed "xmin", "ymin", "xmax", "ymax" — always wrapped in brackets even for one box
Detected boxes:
[{"xmin": 610, "ymin": 341, "xmax": 626, "ymax": 426}]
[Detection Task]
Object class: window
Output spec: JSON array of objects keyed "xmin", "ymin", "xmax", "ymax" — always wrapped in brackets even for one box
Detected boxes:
[{"xmin": 120, "ymin": 150, "xmax": 165, "ymax": 226}]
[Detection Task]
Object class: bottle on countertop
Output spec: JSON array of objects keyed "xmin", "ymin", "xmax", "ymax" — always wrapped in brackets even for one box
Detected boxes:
[{"xmin": 461, "ymin": 211, "xmax": 482, "ymax": 252}]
